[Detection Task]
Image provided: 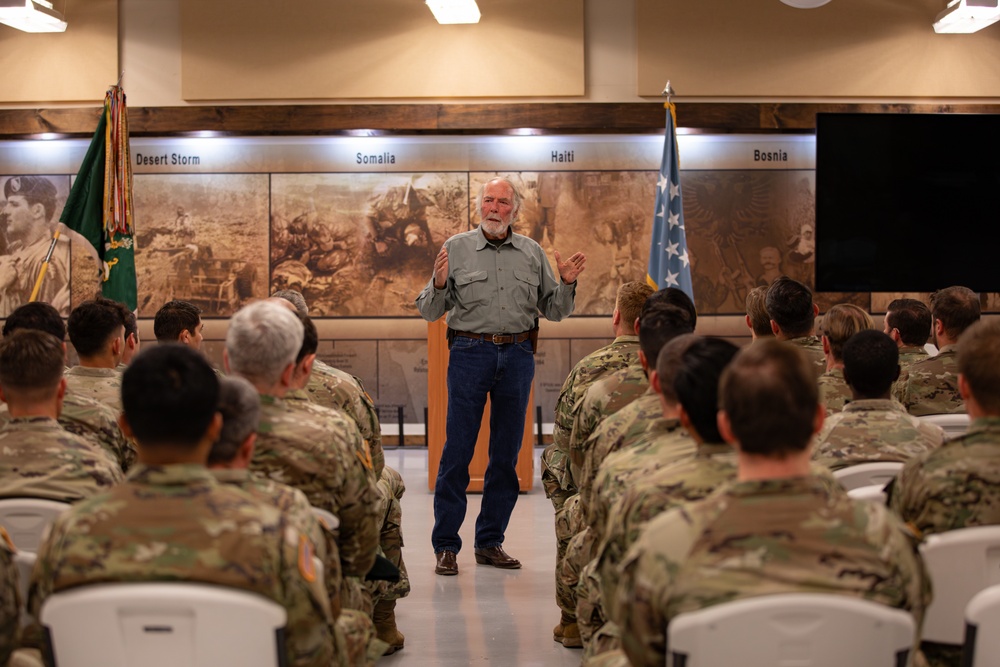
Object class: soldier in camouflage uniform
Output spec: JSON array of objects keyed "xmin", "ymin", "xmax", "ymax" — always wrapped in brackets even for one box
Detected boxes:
[
  {"xmin": 743, "ymin": 285, "xmax": 773, "ymax": 343},
  {"xmin": 610, "ymin": 340, "xmax": 930, "ymax": 667},
  {"xmin": 901, "ymin": 286, "xmax": 980, "ymax": 416},
  {"xmin": 0, "ymin": 527, "xmax": 20, "ymax": 666},
  {"xmin": 63, "ymin": 297, "xmax": 128, "ymax": 412},
  {"xmin": 542, "ymin": 281, "xmax": 651, "ymax": 511},
  {"xmin": 883, "ymin": 298, "xmax": 932, "ymax": 400},
  {"xmin": 817, "ymin": 303, "xmax": 873, "ymax": 414},
  {"xmin": 25, "ymin": 345, "xmax": 342, "ymax": 667},
  {"xmin": 0, "ymin": 330, "xmax": 123, "ymax": 502},
  {"xmin": 552, "ymin": 304, "xmax": 696, "ymax": 648},
  {"xmin": 584, "ymin": 338, "xmax": 739, "ymax": 660},
  {"xmin": 278, "ymin": 307, "xmax": 408, "ymax": 656},
  {"xmin": 153, "ymin": 299, "xmax": 205, "ymax": 351},
  {"xmin": 1, "ymin": 302, "xmax": 136, "ymax": 471},
  {"xmin": 892, "ymin": 319, "xmax": 1000, "ymax": 667},
  {"xmin": 813, "ymin": 330, "xmax": 944, "ymax": 471},
  {"xmin": 209, "ymin": 375, "xmax": 383, "ymax": 667},
  {"xmin": 765, "ymin": 276, "xmax": 825, "ymax": 378}
]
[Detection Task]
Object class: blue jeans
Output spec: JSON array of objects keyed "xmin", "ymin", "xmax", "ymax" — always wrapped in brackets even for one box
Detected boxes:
[{"xmin": 432, "ymin": 335, "xmax": 535, "ymax": 554}]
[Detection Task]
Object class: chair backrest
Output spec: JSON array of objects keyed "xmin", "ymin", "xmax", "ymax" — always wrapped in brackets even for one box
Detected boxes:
[
  {"xmin": 964, "ymin": 584, "xmax": 1000, "ymax": 667},
  {"xmin": 832, "ymin": 462, "xmax": 904, "ymax": 491},
  {"xmin": 920, "ymin": 525, "xmax": 1000, "ymax": 645},
  {"xmin": 13, "ymin": 551, "xmax": 36, "ymax": 627},
  {"xmin": 668, "ymin": 593, "xmax": 914, "ymax": 667},
  {"xmin": 40, "ymin": 583, "xmax": 288, "ymax": 667},
  {"xmin": 0, "ymin": 499, "xmax": 71, "ymax": 552},
  {"xmin": 847, "ymin": 484, "xmax": 888, "ymax": 504},
  {"xmin": 311, "ymin": 506, "xmax": 340, "ymax": 531},
  {"xmin": 919, "ymin": 413, "xmax": 971, "ymax": 438}
]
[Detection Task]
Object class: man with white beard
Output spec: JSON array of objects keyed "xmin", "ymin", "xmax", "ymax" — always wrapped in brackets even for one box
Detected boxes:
[{"xmin": 416, "ymin": 176, "xmax": 586, "ymax": 576}]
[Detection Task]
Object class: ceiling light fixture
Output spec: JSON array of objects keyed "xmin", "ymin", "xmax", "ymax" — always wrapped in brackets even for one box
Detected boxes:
[
  {"xmin": 426, "ymin": 0, "xmax": 481, "ymax": 24},
  {"xmin": 933, "ymin": 0, "xmax": 1000, "ymax": 33},
  {"xmin": 779, "ymin": 0, "xmax": 832, "ymax": 8},
  {"xmin": 0, "ymin": 0, "xmax": 66, "ymax": 33}
]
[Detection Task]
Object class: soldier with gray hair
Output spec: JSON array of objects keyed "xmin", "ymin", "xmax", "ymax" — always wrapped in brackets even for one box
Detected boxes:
[{"xmin": 613, "ymin": 340, "xmax": 929, "ymax": 667}]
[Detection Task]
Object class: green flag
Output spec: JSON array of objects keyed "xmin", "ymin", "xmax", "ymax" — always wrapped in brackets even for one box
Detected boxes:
[{"xmin": 59, "ymin": 86, "xmax": 137, "ymax": 311}]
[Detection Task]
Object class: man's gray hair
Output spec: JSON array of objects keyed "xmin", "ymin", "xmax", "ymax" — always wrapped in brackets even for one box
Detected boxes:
[
  {"xmin": 226, "ymin": 300, "xmax": 304, "ymax": 386},
  {"xmin": 271, "ymin": 289, "xmax": 309, "ymax": 318},
  {"xmin": 475, "ymin": 176, "xmax": 522, "ymax": 222},
  {"xmin": 209, "ymin": 375, "xmax": 260, "ymax": 464}
]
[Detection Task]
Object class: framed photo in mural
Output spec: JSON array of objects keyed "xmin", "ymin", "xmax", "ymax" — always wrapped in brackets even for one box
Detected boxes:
[
  {"xmin": 0, "ymin": 174, "xmax": 71, "ymax": 317},
  {"xmin": 470, "ymin": 171, "xmax": 655, "ymax": 316},
  {"xmin": 124, "ymin": 173, "xmax": 270, "ymax": 317},
  {"xmin": 270, "ymin": 173, "xmax": 469, "ymax": 317}
]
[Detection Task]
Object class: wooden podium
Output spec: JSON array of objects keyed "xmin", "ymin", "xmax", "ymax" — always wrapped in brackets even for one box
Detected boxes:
[{"xmin": 426, "ymin": 319, "xmax": 534, "ymax": 493}]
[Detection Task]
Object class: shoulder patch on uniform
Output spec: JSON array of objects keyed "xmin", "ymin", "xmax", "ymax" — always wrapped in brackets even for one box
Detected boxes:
[
  {"xmin": 298, "ymin": 534, "xmax": 317, "ymax": 583},
  {"xmin": 0, "ymin": 526, "xmax": 15, "ymax": 552},
  {"xmin": 357, "ymin": 446, "xmax": 373, "ymax": 471}
]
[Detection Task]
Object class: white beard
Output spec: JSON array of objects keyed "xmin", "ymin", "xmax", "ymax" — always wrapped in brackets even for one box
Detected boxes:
[{"xmin": 480, "ymin": 218, "xmax": 509, "ymax": 237}]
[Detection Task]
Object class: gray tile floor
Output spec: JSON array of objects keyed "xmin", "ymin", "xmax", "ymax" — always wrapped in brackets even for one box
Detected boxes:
[{"xmin": 380, "ymin": 447, "xmax": 582, "ymax": 667}]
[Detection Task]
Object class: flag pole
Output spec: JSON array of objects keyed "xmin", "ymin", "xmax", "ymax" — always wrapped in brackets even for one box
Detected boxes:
[{"xmin": 28, "ymin": 230, "xmax": 62, "ymax": 302}]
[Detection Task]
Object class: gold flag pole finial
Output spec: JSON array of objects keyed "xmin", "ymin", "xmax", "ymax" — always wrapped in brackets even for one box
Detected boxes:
[{"xmin": 662, "ymin": 80, "xmax": 675, "ymax": 103}]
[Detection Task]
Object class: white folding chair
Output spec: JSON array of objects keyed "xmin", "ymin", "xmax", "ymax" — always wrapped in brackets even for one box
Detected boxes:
[
  {"xmin": 919, "ymin": 413, "xmax": 971, "ymax": 439},
  {"xmin": 667, "ymin": 593, "xmax": 914, "ymax": 667},
  {"xmin": 964, "ymin": 584, "xmax": 1000, "ymax": 667},
  {"xmin": 40, "ymin": 583, "xmax": 288, "ymax": 667},
  {"xmin": 847, "ymin": 484, "xmax": 888, "ymax": 504},
  {"xmin": 0, "ymin": 498, "xmax": 70, "ymax": 552},
  {"xmin": 311, "ymin": 506, "xmax": 340, "ymax": 531},
  {"xmin": 832, "ymin": 462, "xmax": 903, "ymax": 491},
  {"xmin": 920, "ymin": 525, "xmax": 1000, "ymax": 645},
  {"xmin": 13, "ymin": 551, "xmax": 35, "ymax": 627}
]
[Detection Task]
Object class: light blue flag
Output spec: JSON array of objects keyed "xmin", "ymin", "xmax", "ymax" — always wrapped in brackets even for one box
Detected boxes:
[{"xmin": 646, "ymin": 103, "xmax": 694, "ymax": 303}]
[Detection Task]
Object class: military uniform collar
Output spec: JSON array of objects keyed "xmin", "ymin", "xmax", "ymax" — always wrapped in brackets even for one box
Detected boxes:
[
  {"xmin": 788, "ymin": 335, "xmax": 822, "ymax": 347},
  {"xmin": 285, "ymin": 388, "xmax": 309, "ymax": 402},
  {"xmin": 822, "ymin": 367, "xmax": 844, "ymax": 379},
  {"xmin": 612, "ymin": 335, "xmax": 640, "ymax": 344},
  {"xmin": 209, "ymin": 468, "xmax": 250, "ymax": 484},
  {"xmin": 898, "ymin": 345, "xmax": 928, "ymax": 355},
  {"xmin": 968, "ymin": 416, "xmax": 1000, "ymax": 435},
  {"xmin": 1, "ymin": 415, "xmax": 61, "ymax": 429},
  {"xmin": 727, "ymin": 474, "xmax": 833, "ymax": 498},
  {"xmin": 695, "ymin": 442, "xmax": 734, "ymax": 458},
  {"xmin": 126, "ymin": 463, "xmax": 217, "ymax": 486},
  {"xmin": 259, "ymin": 394, "xmax": 286, "ymax": 408},
  {"xmin": 842, "ymin": 398, "xmax": 904, "ymax": 413},
  {"xmin": 66, "ymin": 365, "xmax": 121, "ymax": 377},
  {"xmin": 936, "ymin": 344, "xmax": 958, "ymax": 355}
]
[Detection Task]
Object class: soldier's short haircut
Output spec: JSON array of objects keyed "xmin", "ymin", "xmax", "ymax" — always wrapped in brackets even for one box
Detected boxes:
[
  {"xmin": 67, "ymin": 299, "xmax": 125, "ymax": 358},
  {"xmin": 2, "ymin": 302, "xmax": 66, "ymax": 340},
  {"xmin": 226, "ymin": 300, "xmax": 304, "ymax": 387},
  {"xmin": 475, "ymin": 176, "xmax": 522, "ymax": 222},
  {"xmin": 819, "ymin": 303, "xmax": 873, "ymax": 362},
  {"xmin": 957, "ymin": 319, "xmax": 1000, "ymax": 414},
  {"xmin": 674, "ymin": 337, "xmax": 740, "ymax": 444},
  {"xmin": 209, "ymin": 375, "xmax": 260, "ymax": 465},
  {"xmin": 616, "ymin": 281, "xmax": 654, "ymax": 333},
  {"xmin": 123, "ymin": 345, "xmax": 220, "ymax": 449},
  {"xmin": 4, "ymin": 175, "xmax": 57, "ymax": 221},
  {"xmin": 842, "ymin": 330, "xmax": 900, "ymax": 399},
  {"xmin": 765, "ymin": 276, "xmax": 815, "ymax": 338},
  {"xmin": 123, "ymin": 309, "xmax": 138, "ymax": 341},
  {"xmin": 0, "ymin": 330, "xmax": 65, "ymax": 402},
  {"xmin": 153, "ymin": 300, "xmax": 202, "ymax": 343},
  {"xmin": 655, "ymin": 333, "xmax": 700, "ymax": 404},
  {"xmin": 272, "ymin": 289, "xmax": 309, "ymax": 318},
  {"xmin": 296, "ymin": 315, "xmax": 318, "ymax": 364},
  {"xmin": 720, "ymin": 339, "xmax": 819, "ymax": 456},
  {"xmin": 885, "ymin": 298, "xmax": 931, "ymax": 347},
  {"xmin": 642, "ymin": 287, "xmax": 697, "ymax": 329},
  {"xmin": 744, "ymin": 286, "xmax": 772, "ymax": 338},
  {"xmin": 639, "ymin": 303, "xmax": 697, "ymax": 370},
  {"xmin": 930, "ymin": 286, "xmax": 980, "ymax": 341}
]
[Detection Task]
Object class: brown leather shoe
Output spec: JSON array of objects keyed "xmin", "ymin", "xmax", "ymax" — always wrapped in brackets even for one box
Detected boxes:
[
  {"xmin": 435, "ymin": 550, "xmax": 458, "ymax": 576},
  {"xmin": 473, "ymin": 546, "xmax": 521, "ymax": 569}
]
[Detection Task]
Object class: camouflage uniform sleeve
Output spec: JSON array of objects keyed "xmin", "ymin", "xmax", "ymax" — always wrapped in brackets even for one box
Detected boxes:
[
  {"xmin": 277, "ymin": 519, "xmax": 339, "ymax": 667},
  {"xmin": 890, "ymin": 450, "xmax": 934, "ymax": 534},
  {"xmin": 868, "ymin": 505, "xmax": 931, "ymax": 632},
  {"xmin": 567, "ymin": 392, "xmax": 605, "ymax": 491},
  {"xmin": 349, "ymin": 377, "xmax": 384, "ymax": 479},
  {"xmin": 332, "ymin": 427, "xmax": 381, "ymax": 578},
  {"xmin": 614, "ymin": 507, "xmax": 700, "ymax": 667},
  {"xmin": 23, "ymin": 513, "xmax": 72, "ymax": 650},
  {"xmin": 0, "ymin": 530, "xmax": 19, "ymax": 665}
]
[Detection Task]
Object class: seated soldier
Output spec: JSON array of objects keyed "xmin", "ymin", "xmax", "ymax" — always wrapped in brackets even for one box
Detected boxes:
[
  {"xmin": 883, "ymin": 297, "xmax": 932, "ymax": 375},
  {"xmin": 118, "ymin": 309, "xmax": 140, "ymax": 369},
  {"xmin": 64, "ymin": 297, "xmax": 130, "ymax": 412},
  {"xmin": 153, "ymin": 299, "xmax": 205, "ymax": 351},
  {"xmin": 813, "ymin": 330, "xmax": 944, "ymax": 471},
  {"xmin": 901, "ymin": 286, "xmax": 980, "ymax": 416},
  {"xmin": 817, "ymin": 304, "xmax": 873, "ymax": 414},
  {"xmin": 0, "ymin": 302, "xmax": 134, "ymax": 471},
  {"xmin": 24, "ymin": 345, "xmax": 338, "ymax": 667},
  {"xmin": 743, "ymin": 285, "xmax": 772, "ymax": 344},
  {"xmin": 0, "ymin": 330, "xmax": 122, "ymax": 502},
  {"xmin": 765, "ymin": 276, "xmax": 825, "ymax": 377},
  {"xmin": 1, "ymin": 527, "xmax": 20, "ymax": 665},
  {"xmin": 612, "ymin": 340, "xmax": 929, "ymax": 667}
]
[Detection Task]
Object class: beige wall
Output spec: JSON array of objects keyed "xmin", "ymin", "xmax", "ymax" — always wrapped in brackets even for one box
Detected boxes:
[
  {"xmin": 0, "ymin": 0, "xmax": 117, "ymax": 104},
  {"xmin": 637, "ymin": 0, "xmax": 1000, "ymax": 100}
]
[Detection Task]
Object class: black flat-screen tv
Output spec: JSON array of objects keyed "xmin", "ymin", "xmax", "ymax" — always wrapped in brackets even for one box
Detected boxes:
[{"xmin": 815, "ymin": 113, "xmax": 1000, "ymax": 293}]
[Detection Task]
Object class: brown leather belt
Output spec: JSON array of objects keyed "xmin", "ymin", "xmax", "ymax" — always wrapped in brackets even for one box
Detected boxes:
[{"xmin": 453, "ymin": 330, "xmax": 530, "ymax": 345}]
